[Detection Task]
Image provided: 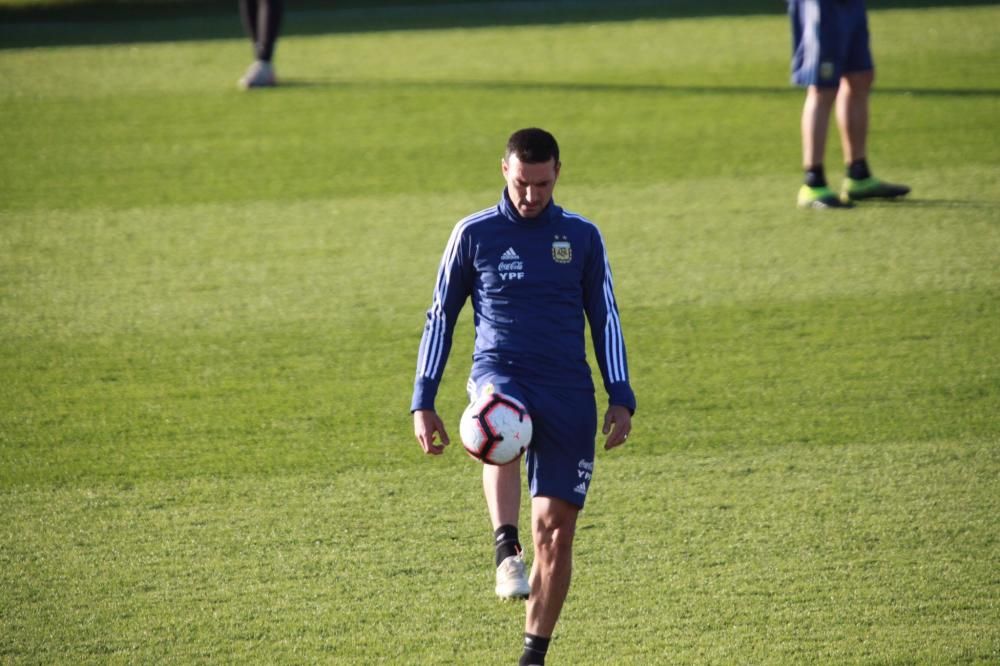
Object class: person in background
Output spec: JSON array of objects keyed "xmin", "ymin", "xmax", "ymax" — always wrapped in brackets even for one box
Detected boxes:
[
  {"xmin": 238, "ymin": 0, "xmax": 284, "ymax": 89},
  {"xmin": 790, "ymin": 0, "xmax": 910, "ymax": 208}
]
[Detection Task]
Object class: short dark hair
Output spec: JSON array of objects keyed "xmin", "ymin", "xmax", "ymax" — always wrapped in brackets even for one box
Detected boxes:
[{"xmin": 505, "ymin": 128, "xmax": 560, "ymax": 165}]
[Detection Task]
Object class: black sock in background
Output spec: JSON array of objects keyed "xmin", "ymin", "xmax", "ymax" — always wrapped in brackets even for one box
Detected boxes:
[
  {"xmin": 847, "ymin": 158, "xmax": 872, "ymax": 181},
  {"xmin": 804, "ymin": 165, "xmax": 827, "ymax": 188}
]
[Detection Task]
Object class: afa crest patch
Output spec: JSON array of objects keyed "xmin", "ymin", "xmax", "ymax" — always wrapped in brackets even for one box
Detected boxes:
[{"xmin": 552, "ymin": 236, "xmax": 572, "ymax": 264}]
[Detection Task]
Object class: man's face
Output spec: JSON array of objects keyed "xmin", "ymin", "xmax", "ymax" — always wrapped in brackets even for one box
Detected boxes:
[{"xmin": 502, "ymin": 155, "xmax": 560, "ymax": 219}]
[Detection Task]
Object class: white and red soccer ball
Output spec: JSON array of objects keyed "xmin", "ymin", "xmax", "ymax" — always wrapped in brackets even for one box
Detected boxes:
[{"xmin": 459, "ymin": 392, "xmax": 533, "ymax": 465}]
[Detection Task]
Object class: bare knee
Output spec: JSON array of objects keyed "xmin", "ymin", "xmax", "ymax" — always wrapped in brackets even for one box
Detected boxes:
[
  {"xmin": 535, "ymin": 518, "xmax": 574, "ymax": 554},
  {"xmin": 532, "ymin": 501, "xmax": 578, "ymax": 563}
]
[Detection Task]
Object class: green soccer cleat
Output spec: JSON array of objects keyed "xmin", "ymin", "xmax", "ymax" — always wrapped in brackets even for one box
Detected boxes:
[
  {"xmin": 840, "ymin": 177, "xmax": 910, "ymax": 202},
  {"xmin": 797, "ymin": 185, "xmax": 853, "ymax": 209}
]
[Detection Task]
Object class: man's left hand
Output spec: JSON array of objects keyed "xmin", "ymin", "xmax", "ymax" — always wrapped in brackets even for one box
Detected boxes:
[{"xmin": 602, "ymin": 404, "xmax": 632, "ymax": 450}]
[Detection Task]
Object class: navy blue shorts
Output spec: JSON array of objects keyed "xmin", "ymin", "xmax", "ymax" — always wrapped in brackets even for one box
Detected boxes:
[
  {"xmin": 468, "ymin": 371, "xmax": 597, "ymax": 508},
  {"xmin": 789, "ymin": 0, "xmax": 873, "ymax": 88}
]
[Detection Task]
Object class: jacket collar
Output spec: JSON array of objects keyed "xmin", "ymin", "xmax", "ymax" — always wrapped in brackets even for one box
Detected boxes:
[{"xmin": 498, "ymin": 188, "xmax": 561, "ymax": 227}]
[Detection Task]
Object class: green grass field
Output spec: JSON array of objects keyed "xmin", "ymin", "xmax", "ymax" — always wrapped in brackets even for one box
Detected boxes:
[{"xmin": 2, "ymin": 1, "xmax": 999, "ymax": 663}]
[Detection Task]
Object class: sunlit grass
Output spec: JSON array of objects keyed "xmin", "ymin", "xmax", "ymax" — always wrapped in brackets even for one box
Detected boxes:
[{"xmin": 1, "ymin": 2, "xmax": 998, "ymax": 663}]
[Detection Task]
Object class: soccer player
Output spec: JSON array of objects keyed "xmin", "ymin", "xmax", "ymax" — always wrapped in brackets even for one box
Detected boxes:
[
  {"xmin": 790, "ymin": 0, "xmax": 910, "ymax": 208},
  {"xmin": 237, "ymin": 0, "xmax": 283, "ymax": 89},
  {"xmin": 411, "ymin": 128, "xmax": 636, "ymax": 666}
]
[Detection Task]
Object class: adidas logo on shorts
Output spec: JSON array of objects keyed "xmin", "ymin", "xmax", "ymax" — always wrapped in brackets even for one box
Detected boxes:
[{"xmin": 574, "ymin": 482, "xmax": 587, "ymax": 495}]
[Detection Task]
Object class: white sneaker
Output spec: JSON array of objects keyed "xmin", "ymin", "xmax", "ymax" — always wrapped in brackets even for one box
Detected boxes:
[
  {"xmin": 238, "ymin": 60, "xmax": 276, "ymax": 89},
  {"xmin": 495, "ymin": 554, "xmax": 530, "ymax": 599}
]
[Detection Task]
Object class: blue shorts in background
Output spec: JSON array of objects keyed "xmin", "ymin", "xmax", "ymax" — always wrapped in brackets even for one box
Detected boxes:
[
  {"xmin": 468, "ymin": 371, "xmax": 598, "ymax": 508},
  {"xmin": 789, "ymin": 0, "xmax": 874, "ymax": 88}
]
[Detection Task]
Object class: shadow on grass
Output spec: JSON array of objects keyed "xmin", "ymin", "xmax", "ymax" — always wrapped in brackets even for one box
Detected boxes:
[
  {"xmin": 263, "ymin": 77, "xmax": 1000, "ymax": 100},
  {"xmin": 870, "ymin": 198, "xmax": 999, "ymax": 209},
  {"xmin": 2, "ymin": 0, "xmax": 998, "ymax": 50}
]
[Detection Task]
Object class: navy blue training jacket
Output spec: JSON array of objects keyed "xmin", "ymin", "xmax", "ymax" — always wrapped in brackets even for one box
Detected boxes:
[{"xmin": 411, "ymin": 189, "xmax": 636, "ymax": 414}]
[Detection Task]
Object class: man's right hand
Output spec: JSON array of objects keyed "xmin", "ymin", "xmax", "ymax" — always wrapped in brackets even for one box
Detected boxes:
[{"xmin": 413, "ymin": 409, "xmax": 450, "ymax": 455}]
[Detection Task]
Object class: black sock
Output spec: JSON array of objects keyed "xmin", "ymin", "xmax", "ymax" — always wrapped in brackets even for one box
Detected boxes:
[
  {"xmin": 494, "ymin": 524, "xmax": 521, "ymax": 567},
  {"xmin": 847, "ymin": 158, "xmax": 871, "ymax": 181},
  {"xmin": 804, "ymin": 165, "xmax": 826, "ymax": 188},
  {"xmin": 519, "ymin": 633, "xmax": 550, "ymax": 666}
]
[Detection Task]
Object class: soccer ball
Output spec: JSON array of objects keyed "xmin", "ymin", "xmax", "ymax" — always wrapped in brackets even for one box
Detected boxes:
[{"xmin": 459, "ymin": 392, "xmax": 533, "ymax": 465}]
